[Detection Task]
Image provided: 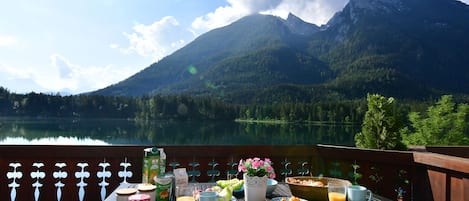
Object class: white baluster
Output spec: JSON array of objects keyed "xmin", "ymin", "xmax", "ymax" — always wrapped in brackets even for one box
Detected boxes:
[
  {"xmin": 53, "ymin": 163, "xmax": 68, "ymax": 201},
  {"xmin": 75, "ymin": 163, "xmax": 90, "ymax": 201},
  {"xmin": 31, "ymin": 163, "xmax": 45, "ymax": 201},
  {"xmin": 118, "ymin": 157, "xmax": 133, "ymax": 183},
  {"xmin": 7, "ymin": 163, "xmax": 22, "ymax": 201},
  {"xmin": 97, "ymin": 160, "xmax": 111, "ymax": 201}
]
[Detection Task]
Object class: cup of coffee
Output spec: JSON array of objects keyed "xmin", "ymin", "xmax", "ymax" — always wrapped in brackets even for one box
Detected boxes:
[{"xmin": 347, "ymin": 185, "xmax": 372, "ymax": 201}]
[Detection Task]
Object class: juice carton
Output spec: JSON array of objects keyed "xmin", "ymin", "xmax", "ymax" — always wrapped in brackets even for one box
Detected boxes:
[{"xmin": 142, "ymin": 147, "xmax": 160, "ymax": 184}]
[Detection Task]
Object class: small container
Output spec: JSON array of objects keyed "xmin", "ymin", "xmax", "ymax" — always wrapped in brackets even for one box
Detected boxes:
[
  {"xmin": 128, "ymin": 193, "xmax": 151, "ymax": 201},
  {"xmin": 155, "ymin": 174, "xmax": 172, "ymax": 201},
  {"xmin": 138, "ymin": 183, "xmax": 156, "ymax": 201},
  {"xmin": 116, "ymin": 188, "xmax": 138, "ymax": 201}
]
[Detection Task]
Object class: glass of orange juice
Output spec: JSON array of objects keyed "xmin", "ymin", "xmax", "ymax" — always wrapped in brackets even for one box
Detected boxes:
[
  {"xmin": 327, "ymin": 181, "xmax": 347, "ymax": 201},
  {"xmin": 176, "ymin": 185, "xmax": 197, "ymax": 201}
]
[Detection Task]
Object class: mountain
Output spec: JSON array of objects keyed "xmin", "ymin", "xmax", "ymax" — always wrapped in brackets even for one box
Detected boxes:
[
  {"xmin": 95, "ymin": 14, "xmax": 330, "ymax": 102},
  {"xmin": 310, "ymin": 0, "xmax": 469, "ymax": 97},
  {"xmin": 93, "ymin": 0, "xmax": 469, "ymax": 103}
]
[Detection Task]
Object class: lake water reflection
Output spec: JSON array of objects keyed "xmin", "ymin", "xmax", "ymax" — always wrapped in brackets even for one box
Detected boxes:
[{"xmin": 0, "ymin": 118, "xmax": 358, "ymax": 146}]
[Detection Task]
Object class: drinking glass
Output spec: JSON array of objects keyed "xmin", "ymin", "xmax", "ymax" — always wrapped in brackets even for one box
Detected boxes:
[
  {"xmin": 176, "ymin": 185, "xmax": 196, "ymax": 201},
  {"xmin": 328, "ymin": 181, "xmax": 347, "ymax": 201}
]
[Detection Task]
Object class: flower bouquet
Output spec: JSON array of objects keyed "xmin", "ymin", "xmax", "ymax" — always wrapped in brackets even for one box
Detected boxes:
[
  {"xmin": 238, "ymin": 157, "xmax": 276, "ymax": 201},
  {"xmin": 238, "ymin": 157, "xmax": 276, "ymax": 179}
]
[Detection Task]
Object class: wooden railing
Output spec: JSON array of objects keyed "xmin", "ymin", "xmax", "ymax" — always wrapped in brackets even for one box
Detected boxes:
[
  {"xmin": 0, "ymin": 145, "xmax": 467, "ymax": 201},
  {"xmin": 413, "ymin": 151, "xmax": 469, "ymax": 201}
]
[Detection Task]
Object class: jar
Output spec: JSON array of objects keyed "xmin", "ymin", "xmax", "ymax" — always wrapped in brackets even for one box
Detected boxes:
[
  {"xmin": 115, "ymin": 188, "xmax": 137, "ymax": 201},
  {"xmin": 138, "ymin": 183, "xmax": 156, "ymax": 201},
  {"xmin": 155, "ymin": 174, "xmax": 172, "ymax": 201},
  {"xmin": 128, "ymin": 193, "xmax": 151, "ymax": 201}
]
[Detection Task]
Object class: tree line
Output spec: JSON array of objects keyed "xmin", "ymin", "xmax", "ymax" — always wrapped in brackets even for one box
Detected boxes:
[
  {"xmin": 2, "ymin": 87, "xmax": 468, "ymax": 147},
  {"xmin": 0, "ymin": 87, "xmax": 369, "ymax": 123}
]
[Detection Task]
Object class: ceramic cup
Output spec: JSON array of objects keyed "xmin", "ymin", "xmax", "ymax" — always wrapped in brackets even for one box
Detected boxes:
[
  {"xmin": 199, "ymin": 191, "xmax": 227, "ymax": 201},
  {"xmin": 347, "ymin": 185, "xmax": 372, "ymax": 201}
]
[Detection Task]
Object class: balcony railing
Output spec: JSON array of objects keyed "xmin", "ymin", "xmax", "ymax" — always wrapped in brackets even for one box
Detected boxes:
[{"xmin": 0, "ymin": 144, "xmax": 467, "ymax": 201}]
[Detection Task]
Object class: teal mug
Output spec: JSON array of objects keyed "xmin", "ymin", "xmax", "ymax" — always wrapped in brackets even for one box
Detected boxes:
[{"xmin": 347, "ymin": 185, "xmax": 372, "ymax": 201}]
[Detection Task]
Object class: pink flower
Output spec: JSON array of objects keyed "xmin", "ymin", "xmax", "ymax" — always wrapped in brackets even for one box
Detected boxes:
[
  {"xmin": 238, "ymin": 165, "xmax": 246, "ymax": 172},
  {"xmin": 269, "ymin": 173, "xmax": 276, "ymax": 179},
  {"xmin": 238, "ymin": 157, "xmax": 276, "ymax": 179},
  {"xmin": 252, "ymin": 160, "xmax": 260, "ymax": 169}
]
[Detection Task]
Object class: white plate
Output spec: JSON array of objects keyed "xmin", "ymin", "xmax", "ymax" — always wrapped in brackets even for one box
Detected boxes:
[{"xmin": 270, "ymin": 197, "xmax": 307, "ymax": 201}]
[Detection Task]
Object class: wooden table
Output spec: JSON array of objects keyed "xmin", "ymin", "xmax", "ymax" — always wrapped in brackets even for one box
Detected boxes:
[{"xmin": 105, "ymin": 182, "xmax": 391, "ymax": 201}]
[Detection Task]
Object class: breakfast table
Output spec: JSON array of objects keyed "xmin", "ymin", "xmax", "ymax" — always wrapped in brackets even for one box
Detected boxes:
[{"xmin": 105, "ymin": 182, "xmax": 391, "ymax": 201}]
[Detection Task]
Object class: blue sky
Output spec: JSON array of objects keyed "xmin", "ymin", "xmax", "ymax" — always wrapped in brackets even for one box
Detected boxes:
[{"xmin": 1, "ymin": 0, "xmax": 468, "ymax": 95}]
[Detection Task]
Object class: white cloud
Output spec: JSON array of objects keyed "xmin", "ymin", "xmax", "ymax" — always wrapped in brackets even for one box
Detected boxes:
[
  {"xmin": 191, "ymin": 0, "xmax": 348, "ymax": 35},
  {"xmin": 109, "ymin": 43, "xmax": 119, "ymax": 49},
  {"xmin": 43, "ymin": 54, "xmax": 135, "ymax": 93},
  {"xmin": 262, "ymin": 0, "xmax": 348, "ymax": 25},
  {"xmin": 191, "ymin": 0, "xmax": 282, "ymax": 34},
  {"xmin": 0, "ymin": 63, "xmax": 46, "ymax": 93},
  {"xmin": 460, "ymin": 0, "xmax": 469, "ymax": 5},
  {"xmin": 118, "ymin": 16, "xmax": 193, "ymax": 62},
  {"xmin": 0, "ymin": 63, "xmax": 32, "ymax": 79},
  {"xmin": 0, "ymin": 35, "xmax": 18, "ymax": 46},
  {"xmin": 0, "ymin": 55, "xmax": 135, "ymax": 94}
]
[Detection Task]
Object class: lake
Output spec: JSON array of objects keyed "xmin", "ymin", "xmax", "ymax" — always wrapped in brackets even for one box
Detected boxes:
[{"xmin": 0, "ymin": 117, "xmax": 359, "ymax": 146}]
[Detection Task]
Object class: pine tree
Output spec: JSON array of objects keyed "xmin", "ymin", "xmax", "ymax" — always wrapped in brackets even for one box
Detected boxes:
[{"xmin": 355, "ymin": 94, "xmax": 406, "ymax": 150}]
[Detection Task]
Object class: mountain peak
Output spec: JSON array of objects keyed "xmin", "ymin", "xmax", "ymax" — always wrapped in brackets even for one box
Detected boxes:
[
  {"xmin": 284, "ymin": 12, "xmax": 319, "ymax": 35},
  {"xmin": 286, "ymin": 12, "xmax": 302, "ymax": 22}
]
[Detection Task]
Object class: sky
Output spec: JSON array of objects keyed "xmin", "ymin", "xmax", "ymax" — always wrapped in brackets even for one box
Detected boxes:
[{"xmin": 1, "ymin": 0, "xmax": 468, "ymax": 95}]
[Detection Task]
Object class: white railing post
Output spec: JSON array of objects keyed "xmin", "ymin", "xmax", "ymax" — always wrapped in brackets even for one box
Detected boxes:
[
  {"xmin": 75, "ymin": 163, "xmax": 90, "ymax": 201},
  {"xmin": 7, "ymin": 163, "xmax": 22, "ymax": 201},
  {"xmin": 118, "ymin": 157, "xmax": 133, "ymax": 184},
  {"xmin": 31, "ymin": 162, "xmax": 45, "ymax": 201},
  {"xmin": 53, "ymin": 162, "xmax": 68, "ymax": 201},
  {"xmin": 98, "ymin": 159, "xmax": 111, "ymax": 201}
]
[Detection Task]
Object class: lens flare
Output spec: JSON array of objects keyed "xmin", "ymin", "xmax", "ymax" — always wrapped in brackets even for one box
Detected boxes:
[{"xmin": 188, "ymin": 65, "xmax": 198, "ymax": 75}]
